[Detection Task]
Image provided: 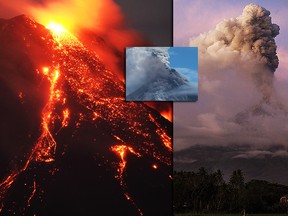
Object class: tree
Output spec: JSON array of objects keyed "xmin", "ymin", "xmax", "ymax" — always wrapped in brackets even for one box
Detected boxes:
[
  {"xmin": 228, "ymin": 169, "xmax": 246, "ymax": 212},
  {"xmin": 212, "ymin": 170, "xmax": 228, "ymax": 211},
  {"xmin": 174, "ymin": 169, "xmax": 288, "ymax": 215}
]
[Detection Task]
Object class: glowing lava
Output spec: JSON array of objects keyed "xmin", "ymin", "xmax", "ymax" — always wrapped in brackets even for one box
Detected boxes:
[
  {"xmin": 45, "ymin": 21, "xmax": 81, "ymax": 47},
  {"xmin": 161, "ymin": 111, "xmax": 172, "ymax": 122},
  {"xmin": 0, "ymin": 15, "xmax": 172, "ymax": 215},
  {"xmin": 111, "ymin": 145, "xmax": 143, "ymax": 215},
  {"xmin": 61, "ymin": 108, "xmax": 70, "ymax": 128},
  {"xmin": 144, "ymin": 102, "xmax": 172, "ymax": 122},
  {"xmin": 149, "ymin": 114, "xmax": 172, "ymax": 151},
  {"xmin": 33, "ymin": 66, "xmax": 61, "ymax": 162},
  {"xmin": 111, "ymin": 145, "xmax": 141, "ymax": 179},
  {"xmin": 27, "ymin": 180, "xmax": 37, "ymax": 207},
  {"xmin": 46, "ymin": 22, "xmax": 67, "ymax": 35}
]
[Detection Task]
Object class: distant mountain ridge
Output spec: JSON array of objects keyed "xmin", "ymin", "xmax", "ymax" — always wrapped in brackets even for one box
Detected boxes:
[
  {"xmin": 174, "ymin": 145, "xmax": 288, "ymax": 185},
  {"xmin": 127, "ymin": 67, "xmax": 197, "ymax": 101}
]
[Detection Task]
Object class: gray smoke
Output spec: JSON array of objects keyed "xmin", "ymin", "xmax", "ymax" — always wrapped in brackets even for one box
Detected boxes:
[
  {"xmin": 189, "ymin": 4, "xmax": 281, "ymax": 104},
  {"xmin": 190, "ymin": 4, "xmax": 280, "ymax": 72},
  {"xmin": 174, "ymin": 4, "xmax": 288, "ymax": 150},
  {"xmin": 126, "ymin": 47, "xmax": 170, "ymax": 95}
]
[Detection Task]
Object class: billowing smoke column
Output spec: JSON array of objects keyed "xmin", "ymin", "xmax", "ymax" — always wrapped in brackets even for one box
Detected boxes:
[
  {"xmin": 126, "ymin": 47, "xmax": 170, "ymax": 95},
  {"xmin": 126, "ymin": 47, "xmax": 197, "ymax": 101},
  {"xmin": 149, "ymin": 47, "xmax": 170, "ymax": 66},
  {"xmin": 191, "ymin": 4, "xmax": 280, "ymax": 72},
  {"xmin": 174, "ymin": 4, "xmax": 288, "ymax": 149},
  {"xmin": 189, "ymin": 4, "xmax": 281, "ymax": 104}
]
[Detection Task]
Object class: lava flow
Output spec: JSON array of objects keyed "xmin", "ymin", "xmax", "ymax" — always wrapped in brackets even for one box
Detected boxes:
[
  {"xmin": 0, "ymin": 15, "xmax": 172, "ymax": 215},
  {"xmin": 144, "ymin": 101, "xmax": 173, "ymax": 122},
  {"xmin": 111, "ymin": 144, "xmax": 143, "ymax": 215}
]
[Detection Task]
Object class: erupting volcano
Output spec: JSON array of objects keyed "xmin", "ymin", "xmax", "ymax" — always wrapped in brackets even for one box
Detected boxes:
[{"xmin": 0, "ymin": 14, "xmax": 172, "ymax": 215}]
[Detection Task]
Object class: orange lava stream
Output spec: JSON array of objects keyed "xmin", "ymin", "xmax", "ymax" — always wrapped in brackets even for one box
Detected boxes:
[
  {"xmin": 111, "ymin": 145, "xmax": 143, "ymax": 216},
  {"xmin": 28, "ymin": 180, "xmax": 37, "ymax": 207},
  {"xmin": 0, "ymin": 29, "xmax": 69, "ymax": 211},
  {"xmin": 144, "ymin": 102, "xmax": 172, "ymax": 122},
  {"xmin": 0, "ymin": 174, "xmax": 17, "ymax": 211},
  {"xmin": 148, "ymin": 114, "xmax": 172, "ymax": 151},
  {"xmin": 61, "ymin": 108, "xmax": 70, "ymax": 128},
  {"xmin": 161, "ymin": 110, "xmax": 172, "ymax": 122},
  {"xmin": 53, "ymin": 32, "xmax": 171, "ymax": 165},
  {"xmin": 110, "ymin": 145, "xmax": 141, "ymax": 182},
  {"xmin": 34, "ymin": 67, "xmax": 60, "ymax": 162},
  {"xmin": 0, "ymin": 21, "xmax": 172, "ymax": 213}
]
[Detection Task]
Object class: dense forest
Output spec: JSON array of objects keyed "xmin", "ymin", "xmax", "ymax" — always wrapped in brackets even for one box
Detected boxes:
[{"xmin": 174, "ymin": 168, "xmax": 288, "ymax": 214}]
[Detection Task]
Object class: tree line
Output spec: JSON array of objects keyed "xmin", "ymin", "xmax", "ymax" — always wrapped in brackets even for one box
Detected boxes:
[{"xmin": 174, "ymin": 168, "xmax": 288, "ymax": 214}]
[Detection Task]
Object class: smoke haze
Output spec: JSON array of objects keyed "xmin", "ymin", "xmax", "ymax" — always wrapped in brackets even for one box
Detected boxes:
[
  {"xmin": 0, "ymin": 0, "xmax": 147, "ymax": 80},
  {"xmin": 174, "ymin": 4, "xmax": 288, "ymax": 151},
  {"xmin": 126, "ymin": 47, "xmax": 170, "ymax": 95}
]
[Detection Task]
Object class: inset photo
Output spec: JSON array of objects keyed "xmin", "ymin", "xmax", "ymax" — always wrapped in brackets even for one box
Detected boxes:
[{"xmin": 125, "ymin": 47, "xmax": 198, "ymax": 101}]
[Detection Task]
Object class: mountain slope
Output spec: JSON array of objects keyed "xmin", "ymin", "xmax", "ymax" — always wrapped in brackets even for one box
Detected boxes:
[
  {"xmin": 174, "ymin": 145, "xmax": 288, "ymax": 185},
  {"xmin": 126, "ymin": 47, "xmax": 197, "ymax": 101},
  {"xmin": 127, "ymin": 68, "xmax": 197, "ymax": 101},
  {"xmin": 0, "ymin": 15, "xmax": 172, "ymax": 215}
]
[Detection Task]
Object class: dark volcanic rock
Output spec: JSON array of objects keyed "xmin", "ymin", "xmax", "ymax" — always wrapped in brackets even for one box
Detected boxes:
[{"xmin": 0, "ymin": 15, "xmax": 172, "ymax": 215}]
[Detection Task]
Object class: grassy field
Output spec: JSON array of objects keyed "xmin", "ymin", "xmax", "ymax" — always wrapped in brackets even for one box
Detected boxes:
[{"xmin": 174, "ymin": 214, "xmax": 287, "ymax": 216}]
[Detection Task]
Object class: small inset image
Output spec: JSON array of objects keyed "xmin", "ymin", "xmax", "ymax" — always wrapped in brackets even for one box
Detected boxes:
[{"xmin": 125, "ymin": 47, "xmax": 198, "ymax": 101}]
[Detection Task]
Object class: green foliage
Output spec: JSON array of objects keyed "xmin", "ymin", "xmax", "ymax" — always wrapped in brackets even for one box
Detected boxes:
[{"xmin": 174, "ymin": 168, "xmax": 288, "ymax": 214}]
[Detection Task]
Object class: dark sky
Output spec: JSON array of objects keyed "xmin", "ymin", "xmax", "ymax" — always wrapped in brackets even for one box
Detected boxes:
[
  {"xmin": 0, "ymin": 0, "xmax": 172, "ymax": 46},
  {"xmin": 115, "ymin": 0, "xmax": 172, "ymax": 46}
]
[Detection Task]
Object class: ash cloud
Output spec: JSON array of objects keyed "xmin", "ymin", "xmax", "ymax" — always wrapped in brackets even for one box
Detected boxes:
[
  {"xmin": 190, "ymin": 4, "xmax": 280, "ymax": 104},
  {"xmin": 174, "ymin": 4, "xmax": 288, "ymax": 151},
  {"xmin": 126, "ymin": 47, "xmax": 197, "ymax": 101},
  {"xmin": 126, "ymin": 47, "xmax": 170, "ymax": 95},
  {"xmin": 191, "ymin": 4, "xmax": 280, "ymax": 72}
]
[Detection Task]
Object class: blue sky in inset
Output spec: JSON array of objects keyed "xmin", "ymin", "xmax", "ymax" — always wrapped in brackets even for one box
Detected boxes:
[{"xmin": 168, "ymin": 47, "xmax": 198, "ymax": 85}]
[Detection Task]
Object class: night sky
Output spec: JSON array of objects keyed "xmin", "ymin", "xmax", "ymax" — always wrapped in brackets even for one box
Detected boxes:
[
  {"xmin": 0, "ymin": 0, "xmax": 173, "ymax": 46},
  {"xmin": 116, "ymin": 0, "xmax": 172, "ymax": 46}
]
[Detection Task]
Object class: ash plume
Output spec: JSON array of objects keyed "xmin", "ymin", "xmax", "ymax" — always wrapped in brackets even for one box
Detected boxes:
[
  {"xmin": 174, "ymin": 4, "xmax": 288, "ymax": 150},
  {"xmin": 126, "ymin": 47, "xmax": 197, "ymax": 101},
  {"xmin": 190, "ymin": 4, "xmax": 280, "ymax": 72},
  {"xmin": 189, "ymin": 3, "xmax": 281, "ymax": 104},
  {"xmin": 126, "ymin": 47, "xmax": 170, "ymax": 95}
]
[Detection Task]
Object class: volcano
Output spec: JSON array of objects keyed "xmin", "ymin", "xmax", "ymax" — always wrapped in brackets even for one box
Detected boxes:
[
  {"xmin": 126, "ymin": 47, "xmax": 198, "ymax": 101},
  {"xmin": 126, "ymin": 67, "xmax": 194, "ymax": 101},
  {"xmin": 0, "ymin": 15, "xmax": 172, "ymax": 215}
]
